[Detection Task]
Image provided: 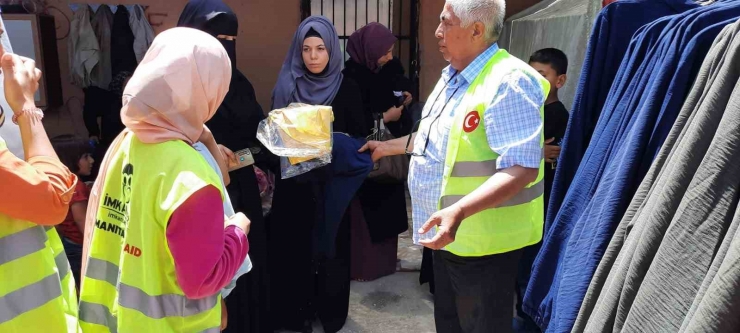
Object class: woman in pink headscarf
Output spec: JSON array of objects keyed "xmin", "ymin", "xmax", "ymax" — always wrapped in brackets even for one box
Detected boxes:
[{"xmin": 78, "ymin": 27, "xmax": 248, "ymax": 332}]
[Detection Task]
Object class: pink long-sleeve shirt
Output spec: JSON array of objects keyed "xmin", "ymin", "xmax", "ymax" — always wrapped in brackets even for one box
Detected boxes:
[{"xmin": 166, "ymin": 185, "xmax": 249, "ymax": 299}]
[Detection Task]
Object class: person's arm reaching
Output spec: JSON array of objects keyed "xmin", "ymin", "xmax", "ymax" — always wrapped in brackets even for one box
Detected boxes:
[
  {"xmin": 0, "ymin": 40, "xmax": 77, "ymax": 225},
  {"xmin": 358, "ymin": 133, "xmax": 416, "ymax": 161},
  {"xmin": 167, "ymin": 185, "xmax": 250, "ymax": 299}
]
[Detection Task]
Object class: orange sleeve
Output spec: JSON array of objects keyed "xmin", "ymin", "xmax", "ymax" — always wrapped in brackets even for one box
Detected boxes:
[{"xmin": 0, "ymin": 145, "xmax": 78, "ymax": 225}]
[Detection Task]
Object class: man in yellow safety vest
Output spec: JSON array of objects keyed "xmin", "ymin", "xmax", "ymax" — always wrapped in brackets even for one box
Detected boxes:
[{"xmin": 361, "ymin": 1, "xmax": 549, "ymax": 332}]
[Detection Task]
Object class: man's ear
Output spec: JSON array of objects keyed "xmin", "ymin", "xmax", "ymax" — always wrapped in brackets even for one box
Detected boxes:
[{"xmin": 472, "ymin": 21, "xmax": 486, "ymax": 41}]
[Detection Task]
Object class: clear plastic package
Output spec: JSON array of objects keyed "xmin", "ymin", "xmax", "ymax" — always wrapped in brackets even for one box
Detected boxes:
[{"xmin": 257, "ymin": 103, "xmax": 334, "ymax": 179}]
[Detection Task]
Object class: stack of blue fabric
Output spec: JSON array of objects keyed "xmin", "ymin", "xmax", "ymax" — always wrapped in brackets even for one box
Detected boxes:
[{"xmin": 525, "ymin": 1, "xmax": 740, "ymax": 332}]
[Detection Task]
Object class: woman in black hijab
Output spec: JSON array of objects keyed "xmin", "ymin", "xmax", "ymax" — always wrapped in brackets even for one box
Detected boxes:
[{"xmin": 178, "ymin": 2, "xmax": 270, "ymax": 333}]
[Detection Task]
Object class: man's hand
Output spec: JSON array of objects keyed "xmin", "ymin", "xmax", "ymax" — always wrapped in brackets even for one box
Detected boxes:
[
  {"xmin": 417, "ymin": 205, "xmax": 465, "ymax": 250},
  {"xmin": 0, "ymin": 43, "xmax": 42, "ymax": 113},
  {"xmin": 358, "ymin": 140, "xmax": 388, "ymax": 162},
  {"xmin": 544, "ymin": 138, "xmax": 561, "ymax": 163}
]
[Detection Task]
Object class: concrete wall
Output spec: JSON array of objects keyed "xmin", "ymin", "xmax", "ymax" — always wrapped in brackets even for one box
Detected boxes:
[
  {"xmin": 39, "ymin": 0, "xmax": 300, "ymax": 138},
  {"xmin": 418, "ymin": 0, "xmax": 447, "ymax": 102},
  {"xmin": 34, "ymin": 0, "xmax": 539, "ymax": 137}
]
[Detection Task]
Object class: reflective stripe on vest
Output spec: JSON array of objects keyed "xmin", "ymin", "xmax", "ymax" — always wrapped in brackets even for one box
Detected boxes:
[
  {"xmin": 84, "ymin": 257, "xmax": 219, "ymax": 318},
  {"xmin": 0, "ymin": 226, "xmax": 47, "ymax": 265},
  {"xmin": 449, "ymin": 149, "xmax": 546, "ymax": 178},
  {"xmin": 438, "ymin": 48, "xmax": 550, "ymax": 257},
  {"xmin": 85, "ymin": 258, "xmax": 119, "ymax": 287},
  {"xmin": 0, "ymin": 273, "xmax": 62, "ymax": 324},
  {"xmin": 78, "ymin": 302, "xmax": 117, "ymax": 333},
  {"xmin": 55, "ymin": 251, "xmax": 71, "ymax": 281},
  {"xmin": 450, "ymin": 159, "xmax": 498, "ymax": 178},
  {"xmin": 441, "ymin": 179, "xmax": 545, "ymax": 209},
  {"xmin": 119, "ymin": 284, "xmax": 218, "ymax": 319},
  {"xmin": 0, "ymin": 226, "xmax": 71, "ymax": 324}
]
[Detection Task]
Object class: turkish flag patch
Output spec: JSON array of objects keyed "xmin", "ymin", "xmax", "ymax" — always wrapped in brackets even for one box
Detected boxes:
[{"xmin": 463, "ymin": 110, "xmax": 481, "ymax": 133}]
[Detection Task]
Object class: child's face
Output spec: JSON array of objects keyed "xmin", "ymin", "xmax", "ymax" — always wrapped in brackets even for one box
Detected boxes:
[
  {"xmin": 77, "ymin": 153, "xmax": 95, "ymax": 176},
  {"xmin": 530, "ymin": 62, "xmax": 566, "ymax": 92}
]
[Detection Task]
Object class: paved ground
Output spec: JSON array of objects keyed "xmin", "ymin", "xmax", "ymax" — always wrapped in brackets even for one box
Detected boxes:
[
  {"xmin": 327, "ymin": 272, "xmax": 435, "ymax": 333},
  {"xmin": 302, "ymin": 228, "xmax": 434, "ymax": 333},
  {"xmin": 280, "ymin": 189, "xmax": 436, "ymax": 333}
]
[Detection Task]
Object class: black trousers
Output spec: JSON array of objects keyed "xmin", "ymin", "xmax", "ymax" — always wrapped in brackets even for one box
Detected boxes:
[{"xmin": 433, "ymin": 249, "xmax": 523, "ymax": 333}]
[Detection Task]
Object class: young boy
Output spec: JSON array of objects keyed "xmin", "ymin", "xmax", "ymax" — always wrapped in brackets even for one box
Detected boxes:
[
  {"xmin": 514, "ymin": 48, "xmax": 570, "ymax": 333},
  {"xmin": 529, "ymin": 48, "xmax": 570, "ymax": 210}
]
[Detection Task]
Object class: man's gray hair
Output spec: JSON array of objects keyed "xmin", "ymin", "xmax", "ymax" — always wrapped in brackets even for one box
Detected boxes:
[{"xmin": 447, "ymin": 0, "xmax": 506, "ymax": 43}]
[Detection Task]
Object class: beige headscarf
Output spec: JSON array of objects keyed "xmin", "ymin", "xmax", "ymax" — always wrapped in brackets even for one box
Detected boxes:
[{"xmin": 82, "ymin": 27, "xmax": 231, "ymax": 277}]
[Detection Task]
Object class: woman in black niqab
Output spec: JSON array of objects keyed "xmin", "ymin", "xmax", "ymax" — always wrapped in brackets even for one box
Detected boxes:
[{"xmin": 178, "ymin": 2, "xmax": 270, "ymax": 333}]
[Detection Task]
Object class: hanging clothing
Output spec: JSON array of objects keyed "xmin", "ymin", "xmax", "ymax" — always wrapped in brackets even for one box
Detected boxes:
[
  {"xmin": 546, "ymin": 0, "xmax": 698, "ymax": 233},
  {"xmin": 525, "ymin": 0, "xmax": 699, "ymax": 326},
  {"xmin": 573, "ymin": 19, "xmax": 740, "ymax": 333},
  {"xmin": 128, "ymin": 5, "xmax": 155, "ymax": 63},
  {"xmin": 111, "ymin": 5, "xmax": 138, "ymax": 77},
  {"xmin": 515, "ymin": 100, "xmax": 570, "ymax": 331},
  {"xmin": 678, "ymin": 213, "xmax": 740, "ymax": 333},
  {"xmin": 525, "ymin": 3, "xmax": 740, "ymax": 332},
  {"xmin": 177, "ymin": 1, "xmax": 271, "ymax": 332},
  {"xmin": 68, "ymin": 5, "xmax": 99, "ymax": 88},
  {"xmin": 82, "ymin": 86, "xmax": 123, "ymax": 146},
  {"xmin": 90, "ymin": 5, "xmax": 113, "ymax": 89}
]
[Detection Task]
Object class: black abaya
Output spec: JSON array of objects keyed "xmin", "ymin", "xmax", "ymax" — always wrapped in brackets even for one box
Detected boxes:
[
  {"xmin": 268, "ymin": 77, "xmax": 368, "ymax": 333},
  {"xmin": 343, "ymin": 58, "xmax": 410, "ymax": 243},
  {"xmin": 178, "ymin": 2, "xmax": 271, "ymax": 332}
]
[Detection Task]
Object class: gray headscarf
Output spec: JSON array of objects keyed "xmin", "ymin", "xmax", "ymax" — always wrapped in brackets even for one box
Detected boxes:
[{"xmin": 271, "ymin": 16, "xmax": 343, "ymax": 109}]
